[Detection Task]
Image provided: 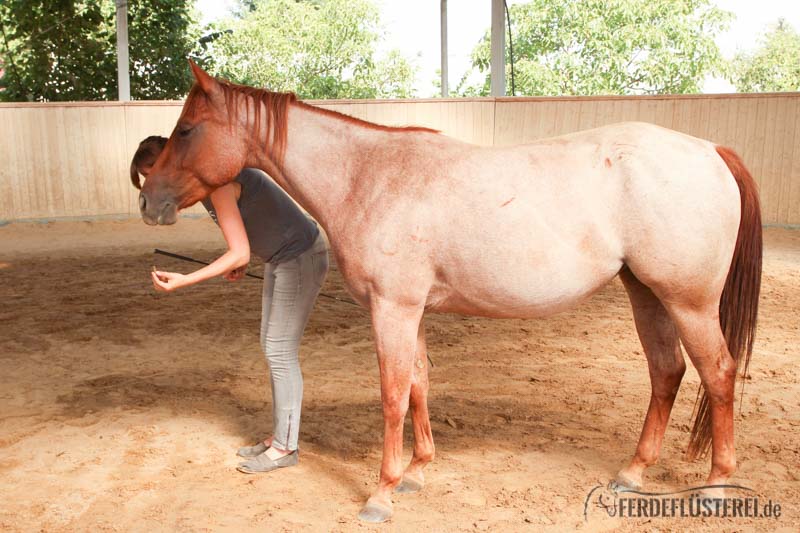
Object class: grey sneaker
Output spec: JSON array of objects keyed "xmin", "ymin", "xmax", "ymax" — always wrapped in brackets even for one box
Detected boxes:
[
  {"xmin": 237, "ymin": 450, "xmax": 299, "ymax": 474},
  {"xmin": 237, "ymin": 441, "xmax": 268, "ymax": 458}
]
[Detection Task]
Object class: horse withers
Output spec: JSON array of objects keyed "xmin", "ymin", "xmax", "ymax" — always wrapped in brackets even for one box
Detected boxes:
[{"xmin": 136, "ymin": 61, "xmax": 761, "ymax": 523}]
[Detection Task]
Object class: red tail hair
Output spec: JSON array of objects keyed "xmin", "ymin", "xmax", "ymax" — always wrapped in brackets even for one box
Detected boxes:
[{"xmin": 687, "ymin": 146, "xmax": 763, "ymax": 459}]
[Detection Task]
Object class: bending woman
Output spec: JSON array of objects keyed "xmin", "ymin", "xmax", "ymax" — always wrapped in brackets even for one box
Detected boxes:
[{"xmin": 131, "ymin": 135, "xmax": 329, "ymax": 473}]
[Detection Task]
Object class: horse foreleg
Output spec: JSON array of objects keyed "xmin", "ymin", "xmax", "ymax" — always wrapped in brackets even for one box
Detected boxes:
[
  {"xmin": 358, "ymin": 298, "xmax": 424, "ymax": 523},
  {"xmin": 395, "ymin": 319, "xmax": 434, "ymax": 494},
  {"xmin": 616, "ymin": 270, "xmax": 686, "ymax": 491}
]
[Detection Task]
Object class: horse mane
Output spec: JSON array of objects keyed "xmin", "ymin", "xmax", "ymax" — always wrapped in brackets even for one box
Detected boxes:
[
  {"xmin": 214, "ymin": 80, "xmax": 297, "ymax": 168},
  {"xmin": 294, "ymin": 100, "xmax": 440, "ymax": 135},
  {"xmin": 189, "ymin": 78, "xmax": 439, "ymax": 169}
]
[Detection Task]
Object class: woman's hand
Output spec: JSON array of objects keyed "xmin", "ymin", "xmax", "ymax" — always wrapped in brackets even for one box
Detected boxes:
[
  {"xmin": 151, "ymin": 270, "xmax": 190, "ymax": 292},
  {"xmin": 224, "ymin": 266, "xmax": 247, "ymax": 282}
]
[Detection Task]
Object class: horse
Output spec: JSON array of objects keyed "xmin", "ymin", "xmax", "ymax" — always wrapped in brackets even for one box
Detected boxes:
[{"xmin": 137, "ymin": 61, "xmax": 761, "ymax": 523}]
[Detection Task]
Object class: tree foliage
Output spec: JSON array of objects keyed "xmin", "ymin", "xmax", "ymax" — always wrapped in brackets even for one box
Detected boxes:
[
  {"xmin": 459, "ymin": 0, "xmax": 732, "ymax": 96},
  {"xmin": 0, "ymin": 0, "xmax": 200, "ymax": 101},
  {"xmin": 206, "ymin": 0, "xmax": 416, "ymax": 99},
  {"xmin": 728, "ymin": 19, "xmax": 800, "ymax": 93}
]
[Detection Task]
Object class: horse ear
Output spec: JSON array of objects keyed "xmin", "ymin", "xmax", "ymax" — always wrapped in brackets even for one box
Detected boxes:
[{"xmin": 188, "ymin": 59, "xmax": 219, "ymax": 96}]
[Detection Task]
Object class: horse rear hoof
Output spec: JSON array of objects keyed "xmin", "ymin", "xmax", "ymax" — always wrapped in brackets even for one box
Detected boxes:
[
  {"xmin": 395, "ymin": 476, "xmax": 424, "ymax": 494},
  {"xmin": 358, "ymin": 499, "xmax": 393, "ymax": 523},
  {"xmin": 699, "ymin": 485, "xmax": 726, "ymax": 501}
]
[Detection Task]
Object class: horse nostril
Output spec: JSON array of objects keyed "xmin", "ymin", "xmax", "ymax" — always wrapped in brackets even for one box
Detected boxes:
[{"xmin": 139, "ymin": 192, "xmax": 147, "ymax": 211}]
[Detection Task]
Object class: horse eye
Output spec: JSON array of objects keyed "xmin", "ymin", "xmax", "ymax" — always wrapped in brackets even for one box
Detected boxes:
[{"xmin": 179, "ymin": 126, "xmax": 194, "ymax": 138}]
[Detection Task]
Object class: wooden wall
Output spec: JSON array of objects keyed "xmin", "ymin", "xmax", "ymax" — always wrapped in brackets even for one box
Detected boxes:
[{"xmin": 1, "ymin": 93, "xmax": 798, "ymax": 224}]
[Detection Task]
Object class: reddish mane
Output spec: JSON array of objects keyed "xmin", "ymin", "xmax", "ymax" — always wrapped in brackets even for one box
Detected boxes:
[
  {"xmin": 184, "ymin": 78, "xmax": 438, "ymax": 168},
  {"xmin": 295, "ymin": 100, "xmax": 440, "ymax": 135}
]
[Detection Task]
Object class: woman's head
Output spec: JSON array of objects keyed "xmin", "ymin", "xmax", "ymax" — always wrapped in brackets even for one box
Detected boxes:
[{"xmin": 130, "ymin": 135, "xmax": 168, "ymax": 189}]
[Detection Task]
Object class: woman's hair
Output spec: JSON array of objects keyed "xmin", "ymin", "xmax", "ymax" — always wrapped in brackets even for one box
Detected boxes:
[{"xmin": 130, "ymin": 135, "xmax": 169, "ymax": 189}]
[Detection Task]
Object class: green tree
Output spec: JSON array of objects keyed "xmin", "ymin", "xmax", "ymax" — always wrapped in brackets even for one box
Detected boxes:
[
  {"xmin": 458, "ymin": 0, "xmax": 732, "ymax": 96},
  {"xmin": 207, "ymin": 0, "xmax": 417, "ymax": 99},
  {"xmin": 728, "ymin": 19, "xmax": 800, "ymax": 93},
  {"xmin": 0, "ymin": 0, "xmax": 201, "ymax": 102}
]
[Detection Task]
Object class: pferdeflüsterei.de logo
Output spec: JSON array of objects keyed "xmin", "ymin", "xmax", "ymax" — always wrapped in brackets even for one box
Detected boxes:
[{"xmin": 584, "ymin": 482, "xmax": 782, "ymax": 521}]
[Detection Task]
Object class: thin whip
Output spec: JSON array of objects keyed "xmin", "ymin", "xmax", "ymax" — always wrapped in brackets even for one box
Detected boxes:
[
  {"xmin": 152, "ymin": 248, "xmax": 435, "ymax": 367},
  {"xmin": 153, "ymin": 248, "xmax": 359, "ymax": 307}
]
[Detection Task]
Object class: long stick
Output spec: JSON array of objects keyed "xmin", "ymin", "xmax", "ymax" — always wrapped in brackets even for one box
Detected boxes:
[
  {"xmin": 152, "ymin": 248, "xmax": 435, "ymax": 367},
  {"xmin": 155, "ymin": 248, "xmax": 263, "ymax": 279},
  {"xmin": 154, "ymin": 248, "xmax": 358, "ymax": 305}
]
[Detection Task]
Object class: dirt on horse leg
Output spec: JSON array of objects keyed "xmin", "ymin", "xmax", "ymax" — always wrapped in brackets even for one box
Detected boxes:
[
  {"xmin": 358, "ymin": 299, "xmax": 423, "ymax": 523},
  {"xmin": 670, "ymin": 303, "xmax": 737, "ymax": 498},
  {"xmin": 395, "ymin": 320, "xmax": 434, "ymax": 494},
  {"xmin": 615, "ymin": 270, "xmax": 686, "ymax": 490}
]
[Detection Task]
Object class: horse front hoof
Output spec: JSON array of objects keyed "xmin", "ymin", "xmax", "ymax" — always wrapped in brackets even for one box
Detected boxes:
[
  {"xmin": 395, "ymin": 473, "xmax": 424, "ymax": 494},
  {"xmin": 358, "ymin": 499, "xmax": 393, "ymax": 523},
  {"xmin": 610, "ymin": 473, "xmax": 642, "ymax": 493}
]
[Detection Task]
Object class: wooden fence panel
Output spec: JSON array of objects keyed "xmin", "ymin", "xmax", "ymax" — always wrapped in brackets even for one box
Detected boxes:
[
  {"xmin": 1, "ymin": 94, "xmax": 798, "ymax": 224},
  {"xmin": 0, "ymin": 105, "xmax": 129, "ymax": 219}
]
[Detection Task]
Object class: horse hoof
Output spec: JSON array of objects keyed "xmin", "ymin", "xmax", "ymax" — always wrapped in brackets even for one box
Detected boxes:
[
  {"xmin": 610, "ymin": 474, "xmax": 641, "ymax": 493},
  {"xmin": 358, "ymin": 500, "xmax": 393, "ymax": 523},
  {"xmin": 395, "ymin": 476, "xmax": 423, "ymax": 494},
  {"xmin": 699, "ymin": 485, "xmax": 726, "ymax": 500}
]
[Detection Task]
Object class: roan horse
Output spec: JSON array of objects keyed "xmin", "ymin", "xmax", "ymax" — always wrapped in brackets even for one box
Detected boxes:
[{"xmin": 138, "ymin": 62, "xmax": 761, "ymax": 523}]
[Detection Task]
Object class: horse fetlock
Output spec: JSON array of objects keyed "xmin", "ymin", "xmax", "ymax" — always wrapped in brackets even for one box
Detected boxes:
[
  {"xmin": 380, "ymin": 466, "xmax": 405, "ymax": 489},
  {"xmin": 412, "ymin": 445, "xmax": 435, "ymax": 465},
  {"xmin": 710, "ymin": 458, "xmax": 737, "ymax": 481},
  {"xmin": 395, "ymin": 470, "xmax": 425, "ymax": 494}
]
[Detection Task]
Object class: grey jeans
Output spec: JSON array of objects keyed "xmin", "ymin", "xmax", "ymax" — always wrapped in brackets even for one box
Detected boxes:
[{"xmin": 260, "ymin": 233, "xmax": 328, "ymax": 451}]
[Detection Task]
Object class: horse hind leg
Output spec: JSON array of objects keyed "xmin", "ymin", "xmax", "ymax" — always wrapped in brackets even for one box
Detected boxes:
[
  {"xmin": 666, "ymin": 301, "xmax": 737, "ymax": 497},
  {"xmin": 615, "ymin": 268, "xmax": 686, "ymax": 491},
  {"xmin": 395, "ymin": 319, "xmax": 435, "ymax": 494}
]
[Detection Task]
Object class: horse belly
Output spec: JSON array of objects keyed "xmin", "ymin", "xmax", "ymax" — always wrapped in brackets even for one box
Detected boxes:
[{"xmin": 427, "ymin": 249, "xmax": 623, "ymax": 318}]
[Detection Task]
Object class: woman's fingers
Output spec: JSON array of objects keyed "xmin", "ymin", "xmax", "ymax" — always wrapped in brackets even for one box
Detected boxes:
[
  {"xmin": 150, "ymin": 270, "xmax": 174, "ymax": 292},
  {"xmin": 223, "ymin": 267, "xmax": 246, "ymax": 281}
]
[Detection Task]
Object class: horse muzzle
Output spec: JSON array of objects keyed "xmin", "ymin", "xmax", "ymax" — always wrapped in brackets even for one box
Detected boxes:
[{"xmin": 139, "ymin": 191, "xmax": 178, "ymax": 226}]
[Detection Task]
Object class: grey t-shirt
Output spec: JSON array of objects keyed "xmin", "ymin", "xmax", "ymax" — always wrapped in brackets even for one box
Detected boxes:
[{"xmin": 201, "ymin": 168, "xmax": 319, "ymax": 264}]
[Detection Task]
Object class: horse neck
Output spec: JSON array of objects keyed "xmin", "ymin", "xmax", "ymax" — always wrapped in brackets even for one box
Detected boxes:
[{"xmin": 246, "ymin": 102, "xmax": 365, "ymax": 234}]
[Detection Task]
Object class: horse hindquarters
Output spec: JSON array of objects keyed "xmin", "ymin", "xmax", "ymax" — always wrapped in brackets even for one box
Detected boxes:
[
  {"xmin": 685, "ymin": 146, "xmax": 762, "ymax": 461},
  {"xmin": 620, "ymin": 145, "xmax": 761, "ymax": 492}
]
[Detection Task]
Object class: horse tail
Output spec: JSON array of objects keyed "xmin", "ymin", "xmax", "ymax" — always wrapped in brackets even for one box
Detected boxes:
[{"xmin": 687, "ymin": 146, "xmax": 763, "ymax": 460}]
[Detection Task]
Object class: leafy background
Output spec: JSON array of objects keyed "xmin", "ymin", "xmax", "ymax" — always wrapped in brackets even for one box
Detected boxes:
[{"xmin": 0, "ymin": 0, "xmax": 797, "ymax": 101}]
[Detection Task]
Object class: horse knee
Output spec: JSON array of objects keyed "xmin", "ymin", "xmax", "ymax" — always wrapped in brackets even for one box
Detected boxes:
[{"xmin": 382, "ymin": 396, "xmax": 410, "ymax": 427}]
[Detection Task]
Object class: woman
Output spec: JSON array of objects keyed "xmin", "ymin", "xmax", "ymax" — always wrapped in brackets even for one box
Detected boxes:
[{"xmin": 130, "ymin": 136, "xmax": 329, "ymax": 473}]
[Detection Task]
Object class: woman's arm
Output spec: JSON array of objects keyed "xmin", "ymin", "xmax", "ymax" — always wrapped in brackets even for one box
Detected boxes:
[{"xmin": 151, "ymin": 184, "xmax": 251, "ymax": 292}]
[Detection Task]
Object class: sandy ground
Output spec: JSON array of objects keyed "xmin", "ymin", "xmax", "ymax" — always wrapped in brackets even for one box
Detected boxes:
[{"xmin": 0, "ymin": 218, "xmax": 798, "ymax": 532}]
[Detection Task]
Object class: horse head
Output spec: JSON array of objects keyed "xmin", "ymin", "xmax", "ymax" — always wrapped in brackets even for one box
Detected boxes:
[{"xmin": 137, "ymin": 61, "xmax": 251, "ymax": 225}]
